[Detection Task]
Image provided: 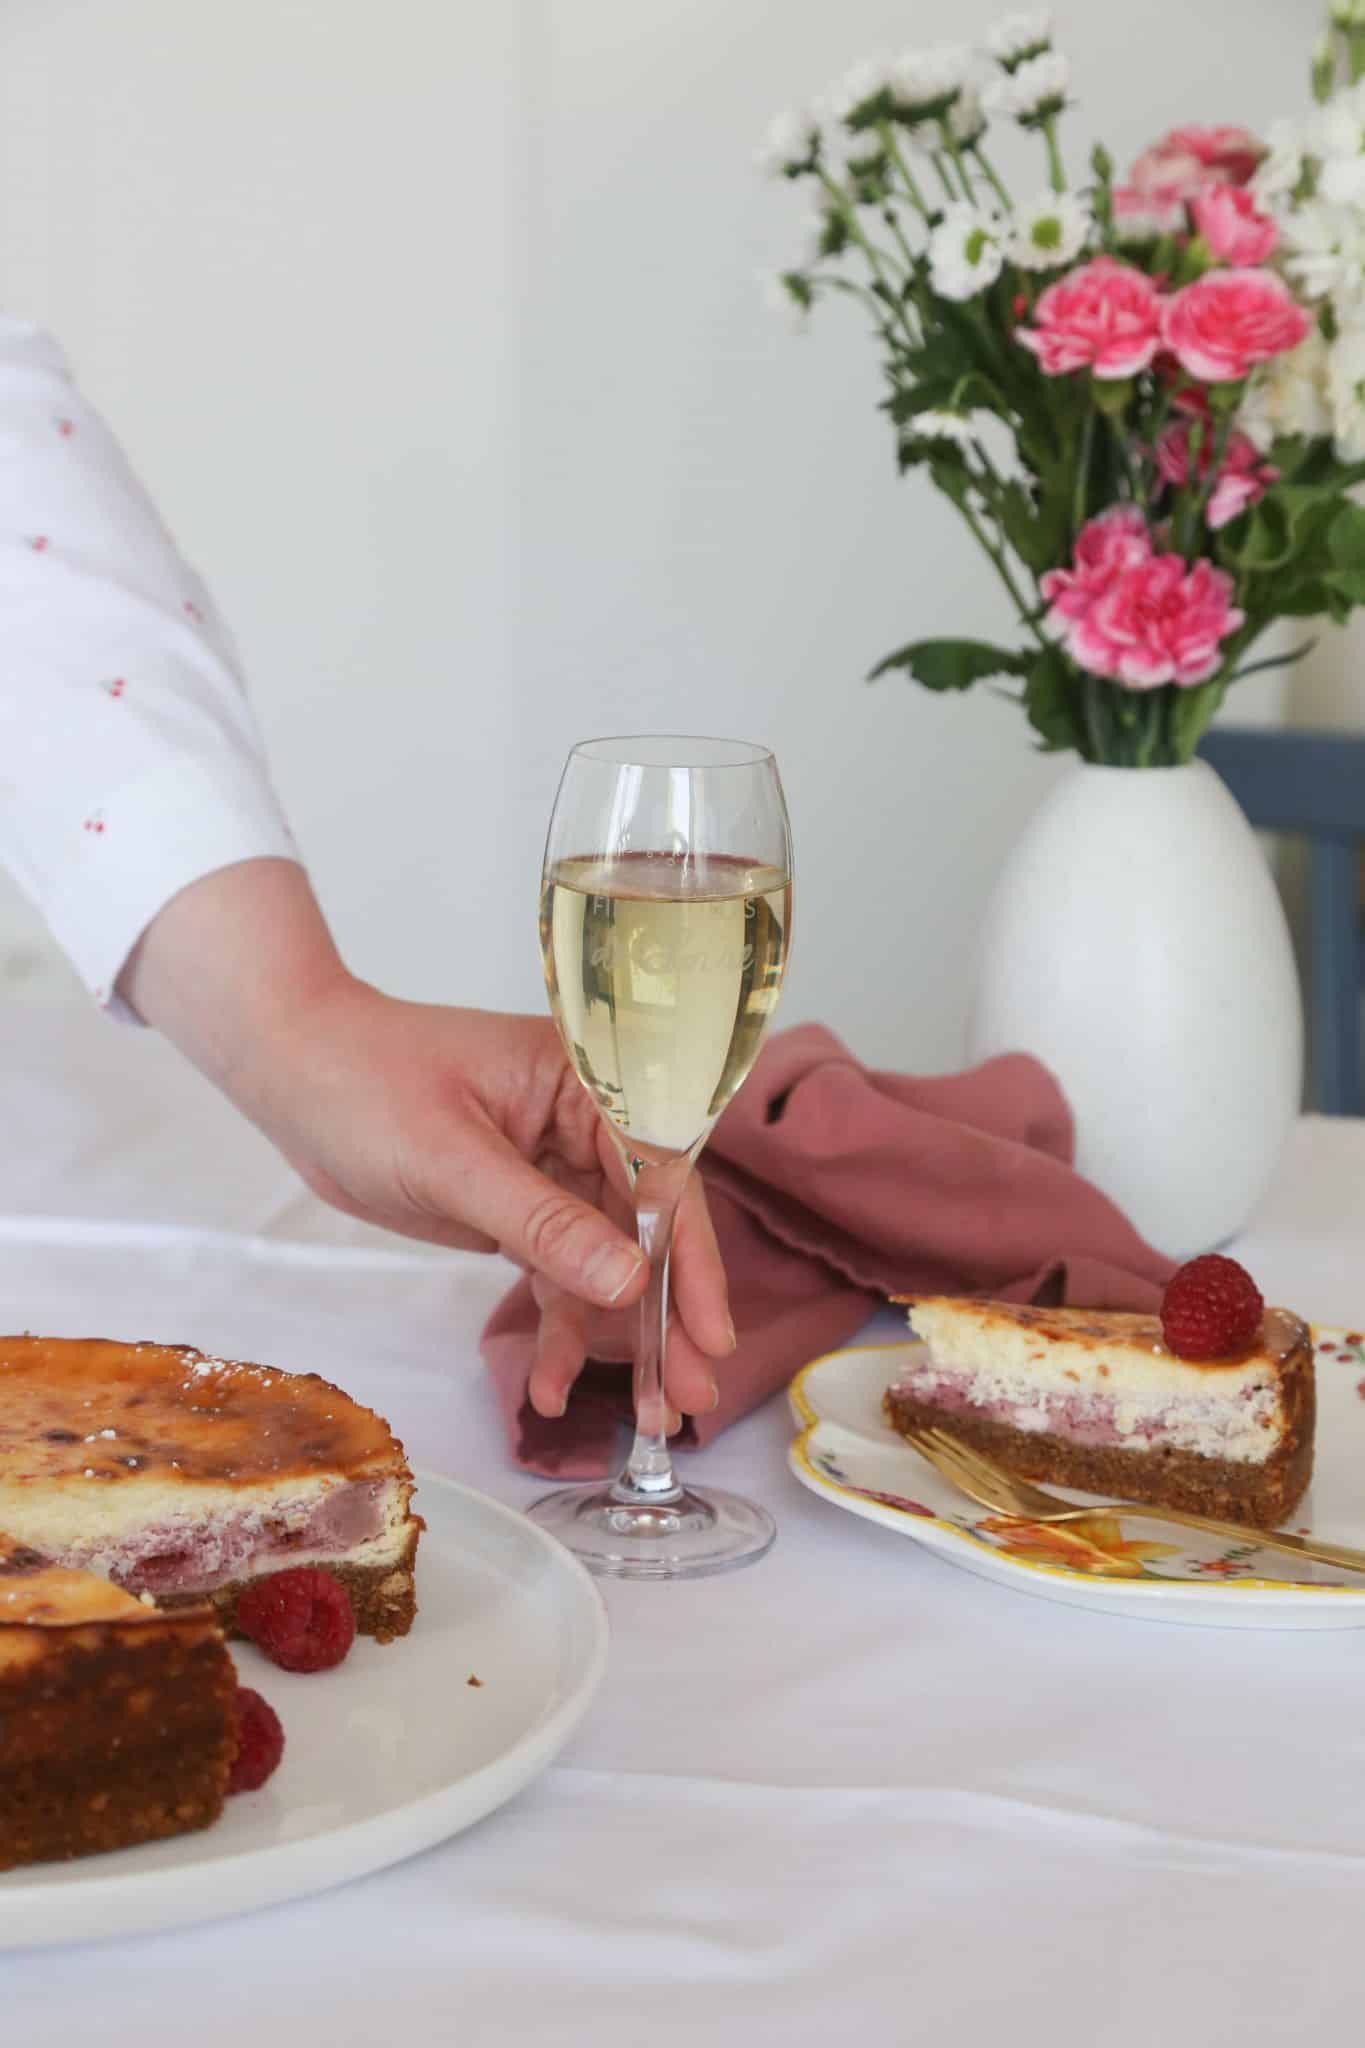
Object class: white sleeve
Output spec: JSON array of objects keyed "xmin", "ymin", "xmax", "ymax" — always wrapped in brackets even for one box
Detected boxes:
[{"xmin": 0, "ymin": 315, "xmax": 299, "ymax": 1020}]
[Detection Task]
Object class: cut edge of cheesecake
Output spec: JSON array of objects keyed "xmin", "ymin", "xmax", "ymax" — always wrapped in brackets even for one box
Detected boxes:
[
  {"xmin": 0, "ymin": 1335, "xmax": 423, "ymax": 1640},
  {"xmin": 883, "ymin": 1296, "xmax": 1315, "ymax": 1531},
  {"xmin": 0, "ymin": 1533, "xmax": 237, "ymax": 1872}
]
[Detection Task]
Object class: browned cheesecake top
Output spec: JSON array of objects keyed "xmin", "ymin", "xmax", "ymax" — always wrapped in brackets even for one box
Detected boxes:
[
  {"xmin": 0, "ymin": 1335, "xmax": 409, "ymax": 1489},
  {"xmin": 895, "ymin": 1299, "xmax": 1312, "ymax": 1374},
  {"xmin": 0, "ymin": 1531, "xmax": 165, "ymax": 1628}
]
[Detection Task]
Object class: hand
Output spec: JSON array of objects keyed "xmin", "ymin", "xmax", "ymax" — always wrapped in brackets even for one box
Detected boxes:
[{"xmin": 120, "ymin": 862, "xmax": 735, "ymax": 1421}]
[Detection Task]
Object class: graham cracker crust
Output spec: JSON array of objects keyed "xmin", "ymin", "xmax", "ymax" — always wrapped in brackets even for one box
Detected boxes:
[
  {"xmin": 155, "ymin": 1525, "xmax": 421, "ymax": 1645},
  {"xmin": 0, "ymin": 1628, "xmax": 236, "ymax": 1872},
  {"xmin": 883, "ymin": 1381, "xmax": 1315, "ymax": 1531}
]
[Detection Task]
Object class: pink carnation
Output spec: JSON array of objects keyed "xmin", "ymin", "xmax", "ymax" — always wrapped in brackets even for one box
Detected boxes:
[
  {"xmin": 1161, "ymin": 269, "xmax": 1312, "ymax": 384},
  {"xmin": 1165, "ymin": 126, "xmax": 1264, "ymax": 187},
  {"xmin": 1070, "ymin": 555, "xmax": 1245, "ymax": 689},
  {"xmin": 1130, "ymin": 126, "xmax": 1262, "ymax": 199},
  {"xmin": 1154, "ymin": 421, "xmax": 1278, "ymax": 530},
  {"xmin": 1018, "ymin": 257, "xmax": 1165, "ymax": 380},
  {"xmin": 1040, "ymin": 507, "xmax": 1151, "ymax": 635},
  {"xmin": 1112, "ymin": 183, "xmax": 1187, "ymax": 238},
  {"xmin": 1191, "ymin": 186, "xmax": 1278, "ymax": 266}
]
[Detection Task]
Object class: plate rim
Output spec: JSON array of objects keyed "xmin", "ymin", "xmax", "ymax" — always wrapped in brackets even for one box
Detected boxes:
[
  {"xmin": 788, "ymin": 1336, "xmax": 1365, "ymax": 1605},
  {"xmin": 0, "ymin": 1467, "xmax": 609, "ymax": 1948}
]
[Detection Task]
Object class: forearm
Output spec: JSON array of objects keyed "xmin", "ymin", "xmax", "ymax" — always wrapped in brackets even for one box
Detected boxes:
[
  {"xmin": 118, "ymin": 857, "xmax": 353, "ymax": 1128},
  {"xmin": 0, "ymin": 319, "xmax": 297, "ymax": 1012}
]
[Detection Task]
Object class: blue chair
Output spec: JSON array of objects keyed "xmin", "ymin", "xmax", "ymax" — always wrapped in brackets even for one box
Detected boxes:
[{"xmin": 1199, "ymin": 727, "xmax": 1365, "ymax": 1117}]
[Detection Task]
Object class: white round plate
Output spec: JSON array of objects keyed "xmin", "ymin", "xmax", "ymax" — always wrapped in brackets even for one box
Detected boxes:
[
  {"xmin": 0, "ymin": 1471, "xmax": 608, "ymax": 1948},
  {"xmin": 789, "ymin": 1327, "xmax": 1365, "ymax": 1630}
]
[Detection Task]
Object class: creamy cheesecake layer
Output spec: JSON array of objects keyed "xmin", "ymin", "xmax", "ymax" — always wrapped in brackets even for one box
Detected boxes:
[
  {"xmin": 899, "ymin": 1302, "xmax": 1308, "ymax": 1466},
  {"xmin": 0, "ymin": 1531, "xmax": 208, "ymax": 1676},
  {"xmin": 0, "ymin": 1475, "xmax": 413, "ymax": 1596}
]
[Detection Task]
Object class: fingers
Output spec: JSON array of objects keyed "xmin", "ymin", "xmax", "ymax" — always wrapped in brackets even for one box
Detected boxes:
[
  {"xmin": 438, "ymin": 1114, "xmax": 648, "ymax": 1309},
  {"xmin": 528, "ymin": 1284, "xmax": 588, "ymax": 1420},
  {"xmin": 670, "ymin": 1177, "xmax": 736, "ymax": 1361},
  {"xmin": 527, "ymin": 1279, "xmax": 722, "ymax": 1423}
]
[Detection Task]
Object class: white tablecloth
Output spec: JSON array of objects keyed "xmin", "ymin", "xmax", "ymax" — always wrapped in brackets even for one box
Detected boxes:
[{"xmin": 4, "ymin": 1004, "xmax": 1365, "ymax": 2045}]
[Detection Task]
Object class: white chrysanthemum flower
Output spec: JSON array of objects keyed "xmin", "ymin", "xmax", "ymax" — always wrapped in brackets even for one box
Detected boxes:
[
  {"xmin": 824, "ymin": 124, "xmax": 888, "ymax": 180},
  {"xmin": 907, "ymin": 409, "xmax": 980, "ymax": 450},
  {"xmin": 828, "ymin": 56, "xmax": 894, "ymax": 123},
  {"xmin": 889, "ymin": 43, "xmax": 975, "ymax": 120},
  {"xmin": 1251, "ymin": 119, "xmax": 1305, "ymax": 204},
  {"xmin": 982, "ymin": 51, "xmax": 1069, "ymax": 126},
  {"xmin": 1308, "ymin": 93, "xmax": 1365, "ymax": 163},
  {"xmin": 1322, "ymin": 153, "xmax": 1365, "ymax": 206},
  {"xmin": 799, "ymin": 189, "xmax": 854, "ymax": 260},
  {"xmin": 1282, "ymin": 201, "xmax": 1365, "ymax": 303},
  {"xmin": 949, "ymin": 85, "xmax": 988, "ymax": 146},
  {"xmin": 1009, "ymin": 191, "xmax": 1090, "ymax": 271},
  {"xmin": 760, "ymin": 269, "xmax": 813, "ymax": 332},
  {"xmin": 755, "ymin": 108, "xmax": 820, "ymax": 176},
  {"xmin": 928, "ymin": 203, "xmax": 1006, "ymax": 300},
  {"xmin": 1239, "ymin": 327, "xmax": 1333, "ymax": 450},
  {"xmin": 1329, "ymin": 323, "xmax": 1365, "ymax": 458},
  {"xmin": 985, "ymin": 11, "xmax": 1054, "ymax": 69}
]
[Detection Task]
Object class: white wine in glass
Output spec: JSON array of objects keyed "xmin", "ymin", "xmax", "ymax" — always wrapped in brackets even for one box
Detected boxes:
[{"xmin": 529, "ymin": 737, "xmax": 793, "ymax": 1579}]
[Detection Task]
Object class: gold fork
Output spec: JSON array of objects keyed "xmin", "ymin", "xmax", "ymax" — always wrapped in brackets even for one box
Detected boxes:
[{"xmin": 901, "ymin": 1423, "xmax": 1365, "ymax": 1575}]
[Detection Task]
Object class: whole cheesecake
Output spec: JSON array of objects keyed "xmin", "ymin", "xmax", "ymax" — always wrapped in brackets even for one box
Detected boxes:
[
  {"xmin": 1, "ymin": 1531, "xmax": 236, "ymax": 1870},
  {"xmin": 0, "ymin": 1336, "xmax": 421, "ymax": 1640}
]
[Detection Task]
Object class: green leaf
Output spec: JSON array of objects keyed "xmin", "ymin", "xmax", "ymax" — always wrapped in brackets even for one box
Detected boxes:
[
  {"xmin": 1226, "ymin": 638, "xmax": 1317, "ymax": 684},
  {"xmin": 1022, "ymin": 645, "xmax": 1080, "ymax": 751},
  {"xmin": 1323, "ymin": 565, "xmax": 1365, "ymax": 604},
  {"xmin": 997, "ymin": 478, "xmax": 1070, "ymax": 576},
  {"xmin": 1222, "ymin": 496, "xmax": 1293, "ymax": 570},
  {"xmin": 868, "ymin": 638, "xmax": 1032, "ymax": 690},
  {"xmin": 1328, "ymin": 500, "xmax": 1365, "ymax": 568},
  {"xmin": 1169, "ymin": 678, "xmax": 1226, "ymax": 763}
]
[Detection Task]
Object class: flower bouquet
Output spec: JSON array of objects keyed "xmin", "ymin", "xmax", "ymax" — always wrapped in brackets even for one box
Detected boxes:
[{"xmin": 759, "ymin": 6, "xmax": 1365, "ymax": 768}]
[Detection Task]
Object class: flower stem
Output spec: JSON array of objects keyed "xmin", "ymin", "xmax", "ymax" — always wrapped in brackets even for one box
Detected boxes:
[
  {"xmin": 1072, "ymin": 409, "xmax": 1096, "ymax": 537},
  {"xmin": 970, "ymin": 143, "xmax": 1013, "ymax": 211},
  {"xmin": 1189, "ymin": 410, "xmax": 1236, "ymax": 543},
  {"xmin": 882, "ymin": 207, "xmax": 920, "ymax": 278},
  {"xmin": 1041, "ymin": 117, "xmax": 1066, "ymax": 195},
  {"xmin": 957, "ymin": 496, "xmax": 1049, "ymax": 648},
  {"xmin": 876, "ymin": 123, "xmax": 932, "ymax": 220},
  {"xmin": 817, "ymin": 170, "xmax": 920, "ymax": 349},
  {"xmin": 937, "ymin": 119, "xmax": 977, "ymax": 201}
]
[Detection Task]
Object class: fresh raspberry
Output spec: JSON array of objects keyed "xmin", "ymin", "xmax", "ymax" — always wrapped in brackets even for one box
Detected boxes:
[
  {"xmin": 228, "ymin": 1686, "xmax": 284, "ymax": 1794},
  {"xmin": 1161, "ymin": 1254, "xmax": 1264, "ymax": 1360},
  {"xmin": 235, "ymin": 1566, "xmax": 356, "ymax": 1673}
]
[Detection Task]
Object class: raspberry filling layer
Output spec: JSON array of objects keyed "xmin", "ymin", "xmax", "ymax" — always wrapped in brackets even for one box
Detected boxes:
[
  {"xmin": 64, "ymin": 1481, "xmax": 391, "ymax": 1596},
  {"xmin": 893, "ymin": 1356, "xmax": 1281, "ymax": 1465}
]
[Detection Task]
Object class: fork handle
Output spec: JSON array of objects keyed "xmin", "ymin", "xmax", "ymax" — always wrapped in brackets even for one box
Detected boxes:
[{"xmin": 1062, "ymin": 1502, "xmax": 1365, "ymax": 1575}]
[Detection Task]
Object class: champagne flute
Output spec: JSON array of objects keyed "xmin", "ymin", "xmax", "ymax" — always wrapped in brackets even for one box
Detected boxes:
[{"xmin": 528, "ymin": 735, "xmax": 793, "ymax": 1579}]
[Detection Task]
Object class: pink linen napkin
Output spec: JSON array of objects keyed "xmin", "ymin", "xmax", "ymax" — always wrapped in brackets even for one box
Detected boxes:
[{"xmin": 481, "ymin": 1023, "xmax": 1176, "ymax": 1477}]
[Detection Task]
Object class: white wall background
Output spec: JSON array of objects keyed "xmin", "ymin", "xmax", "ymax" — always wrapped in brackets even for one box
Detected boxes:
[{"xmin": 0, "ymin": 0, "xmax": 1318, "ymax": 1069}]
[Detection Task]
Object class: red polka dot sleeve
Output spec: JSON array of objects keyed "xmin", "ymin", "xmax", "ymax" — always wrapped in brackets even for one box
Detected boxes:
[{"xmin": 0, "ymin": 317, "xmax": 299, "ymax": 1019}]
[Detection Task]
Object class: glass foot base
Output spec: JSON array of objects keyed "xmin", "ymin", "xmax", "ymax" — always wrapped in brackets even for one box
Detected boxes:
[{"xmin": 525, "ymin": 1481, "xmax": 776, "ymax": 1581}]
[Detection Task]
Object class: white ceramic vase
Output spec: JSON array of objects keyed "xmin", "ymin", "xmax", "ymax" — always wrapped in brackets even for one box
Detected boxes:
[{"xmin": 967, "ymin": 760, "xmax": 1303, "ymax": 1261}]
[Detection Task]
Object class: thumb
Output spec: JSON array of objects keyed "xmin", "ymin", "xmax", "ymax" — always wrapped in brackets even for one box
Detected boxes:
[{"xmin": 445, "ymin": 1119, "xmax": 647, "ymax": 1308}]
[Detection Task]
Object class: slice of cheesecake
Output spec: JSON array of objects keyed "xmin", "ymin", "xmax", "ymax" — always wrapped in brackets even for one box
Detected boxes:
[
  {"xmin": 0, "ymin": 1532, "xmax": 236, "ymax": 1870},
  {"xmin": 885, "ymin": 1298, "xmax": 1314, "ymax": 1530},
  {"xmin": 0, "ymin": 1336, "xmax": 421, "ymax": 1641}
]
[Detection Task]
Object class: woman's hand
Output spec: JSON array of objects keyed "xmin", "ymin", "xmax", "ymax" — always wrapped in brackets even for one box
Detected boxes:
[{"xmin": 120, "ymin": 859, "xmax": 734, "ymax": 1421}]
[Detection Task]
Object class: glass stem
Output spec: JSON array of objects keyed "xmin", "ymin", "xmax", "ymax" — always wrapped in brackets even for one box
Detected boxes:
[{"xmin": 612, "ymin": 1152, "xmax": 692, "ymax": 1505}]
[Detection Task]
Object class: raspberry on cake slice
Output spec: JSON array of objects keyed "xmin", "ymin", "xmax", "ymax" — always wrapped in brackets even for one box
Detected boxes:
[
  {"xmin": 0, "ymin": 1336, "xmax": 422, "ymax": 1642},
  {"xmin": 886, "ymin": 1271, "xmax": 1314, "ymax": 1531},
  {"xmin": 0, "ymin": 1532, "xmax": 237, "ymax": 1870}
]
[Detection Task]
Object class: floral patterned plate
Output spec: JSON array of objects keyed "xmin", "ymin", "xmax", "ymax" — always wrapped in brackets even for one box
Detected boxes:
[{"xmin": 788, "ymin": 1329, "xmax": 1365, "ymax": 1629}]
